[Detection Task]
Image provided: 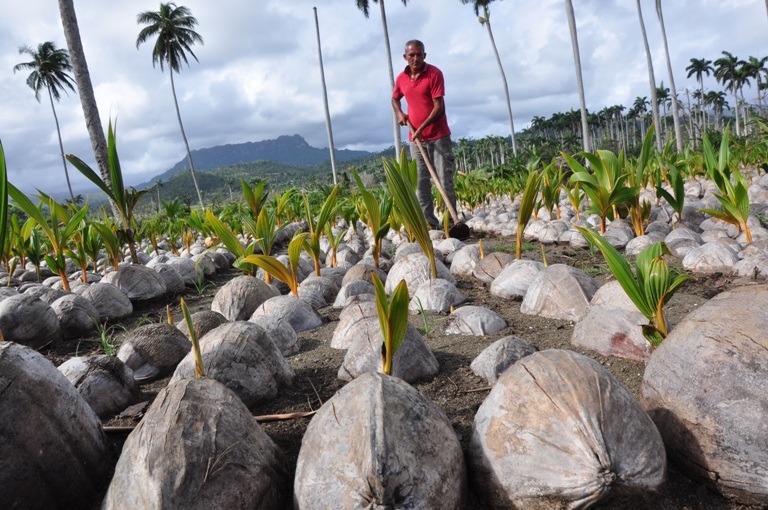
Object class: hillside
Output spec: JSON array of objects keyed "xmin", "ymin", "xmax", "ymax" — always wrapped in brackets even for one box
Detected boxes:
[
  {"xmin": 77, "ymin": 136, "xmax": 392, "ymax": 212},
  {"xmin": 152, "ymin": 134, "xmax": 374, "ymax": 182}
]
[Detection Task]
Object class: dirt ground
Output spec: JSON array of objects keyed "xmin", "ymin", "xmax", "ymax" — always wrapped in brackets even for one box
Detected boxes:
[{"xmin": 48, "ymin": 236, "xmax": 763, "ymax": 509}]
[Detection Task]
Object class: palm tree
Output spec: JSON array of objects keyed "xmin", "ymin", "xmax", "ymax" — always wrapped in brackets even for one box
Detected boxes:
[
  {"xmin": 460, "ymin": 0, "xmax": 517, "ymax": 155},
  {"xmin": 564, "ymin": 0, "xmax": 591, "ymax": 153},
  {"xmin": 56, "ymin": 0, "xmax": 112, "ymax": 194},
  {"xmin": 735, "ymin": 64, "xmax": 752, "ymax": 132},
  {"xmin": 655, "ymin": 0, "xmax": 683, "ymax": 151},
  {"xmin": 715, "ymin": 51, "xmax": 744, "ymax": 136},
  {"xmin": 137, "ymin": 2, "xmax": 204, "ymax": 210},
  {"xmin": 705, "ymin": 90, "xmax": 728, "ymax": 130},
  {"xmin": 686, "ymin": 57, "xmax": 713, "ymax": 139},
  {"xmin": 355, "ymin": 0, "xmax": 408, "ymax": 156},
  {"xmin": 13, "ymin": 42, "xmax": 77, "ymax": 202},
  {"xmin": 635, "ymin": 0, "xmax": 662, "ymax": 151},
  {"xmin": 632, "ymin": 96, "xmax": 649, "ymax": 136},
  {"xmin": 742, "ymin": 56, "xmax": 768, "ymax": 112}
]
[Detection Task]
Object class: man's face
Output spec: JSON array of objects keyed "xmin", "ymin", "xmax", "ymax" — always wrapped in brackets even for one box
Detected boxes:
[{"xmin": 404, "ymin": 45, "xmax": 425, "ymax": 73}]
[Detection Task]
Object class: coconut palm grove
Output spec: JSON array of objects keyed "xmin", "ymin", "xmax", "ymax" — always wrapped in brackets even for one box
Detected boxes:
[{"xmin": 1, "ymin": 1, "xmax": 768, "ymax": 509}]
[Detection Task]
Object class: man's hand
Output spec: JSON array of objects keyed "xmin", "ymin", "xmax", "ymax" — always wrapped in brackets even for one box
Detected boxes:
[{"xmin": 396, "ymin": 112, "xmax": 409, "ymax": 126}]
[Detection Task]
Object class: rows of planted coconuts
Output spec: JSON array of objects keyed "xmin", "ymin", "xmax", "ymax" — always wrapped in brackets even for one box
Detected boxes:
[{"xmin": 2, "ymin": 173, "xmax": 768, "ymax": 509}]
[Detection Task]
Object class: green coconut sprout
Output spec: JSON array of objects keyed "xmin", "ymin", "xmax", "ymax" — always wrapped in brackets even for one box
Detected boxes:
[
  {"xmin": 699, "ymin": 126, "xmax": 753, "ymax": 243},
  {"xmin": 576, "ymin": 225, "xmax": 688, "ymax": 347},
  {"xmin": 240, "ymin": 231, "xmax": 309, "ymax": 296},
  {"xmin": 303, "ymin": 186, "xmax": 340, "ymax": 276},
  {"xmin": 350, "ymin": 167, "xmax": 391, "ymax": 268},
  {"xmin": 179, "ymin": 298, "xmax": 205, "ymax": 378},
  {"xmin": 383, "ymin": 149, "xmax": 436, "ymax": 278},
  {"xmin": 517, "ymin": 169, "xmax": 542, "ymax": 259},
  {"xmin": 371, "ymin": 273, "xmax": 409, "ymax": 376}
]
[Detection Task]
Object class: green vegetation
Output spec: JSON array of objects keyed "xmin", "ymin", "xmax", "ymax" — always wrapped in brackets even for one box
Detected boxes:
[
  {"xmin": 517, "ymin": 169, "xmax": 541, "ymax": 259},
  {"xmin": 67, "ymin": 120, "xmax": 148, "ymax": 263},
  {"xmin": 351, "ymin": 167, "xmax": 391, "ymax": 268},
  {"xmin": 240, "ymin": 231, "xmax": 309, "ymax": 296},
  {"xmin": 383, "ymin": 149, "xmax": 435, "ymax": 278},
  {"xmin": 576, "ymin": 226, "xmax": 689, "ymax": 347},
  {"xmin": 180, "ymin": 297, "xmax": 205, "ymax": 378},
  {"xmin": 92, "ymin": 320, "xmax": 126, "ymax": 356},
  {"xmin": 698, "ymin": 126, "xmax": 753, "ymax": 243},
  {"xmin": 565, "ymin": 149, "xmax": 639, "ymax": 234},
  {"xmin": 372, "ymin": 273, "xmax": 409, "ymax": 376}
]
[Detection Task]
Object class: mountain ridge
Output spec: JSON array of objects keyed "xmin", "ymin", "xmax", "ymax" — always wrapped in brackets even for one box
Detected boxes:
[{"xmin": 149, "ymin": 134, "xmax": 375, "ymax": 185}]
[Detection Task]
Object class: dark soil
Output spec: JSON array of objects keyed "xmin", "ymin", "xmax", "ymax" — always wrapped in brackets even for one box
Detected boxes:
[{"xmin": 46, "ymin": 236, "xmax": 763, "ymax": 509}]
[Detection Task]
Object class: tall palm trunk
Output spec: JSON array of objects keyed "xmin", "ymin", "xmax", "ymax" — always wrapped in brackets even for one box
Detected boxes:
[
  {"xmin": 698, "ymin": 77, "xmax": 705, "ymax": 140},
  {"xmin": 730, "ymin": 79, "xmax": 741, "ymax": 137},
  {"xmin": 314, "ymin": 7, "xmax": 338, "ymax": 184},
  {"xmin": 48, "ymin": 86, "xmax": 75, "ymax": 202},
  {"xmin": 684, "ymin": 89, "xmax": 694, "ymax": 147},
  {"xmin": 169, "ymin": 59, "xmax": 204, "ymax": 210},
  {"xmin": 656, "ymin": 0, "xmax": 683, "ymax": 152},
  {"xmin": 636, "ymin": 0, "xmax": 663, "ymax": 151},
  {"xmin": 378, "ymin": 0, "xmax": 402, "ymax": 157},
  {"xmin": 482, "ymin": 8, "xmax": 517, "ymax": 155},
  {"xmin": 739, "ymin": 86, "xmax": 749, "ymax": 135},
  {"xmin": 565, "ymin": 0, "xmax": 591, "ymax": 153},
  {"xmin": 57, "ymin": 0, "xmax": 110, "ymax": 189}
]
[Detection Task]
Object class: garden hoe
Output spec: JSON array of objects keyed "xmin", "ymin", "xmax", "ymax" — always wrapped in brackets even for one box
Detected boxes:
[{"xmin": 407, "ymin": 120, "xmax": 470, "ymax": 240}]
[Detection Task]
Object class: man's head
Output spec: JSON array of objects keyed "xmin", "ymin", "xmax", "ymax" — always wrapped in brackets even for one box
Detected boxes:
[{"xmin": 403, "ymin": 39, "xmax": 426, "ymax": 74}]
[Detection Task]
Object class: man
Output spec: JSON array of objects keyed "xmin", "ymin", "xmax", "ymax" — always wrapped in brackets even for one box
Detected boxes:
[{"xmin": 392, "ymin": 39, "xmax": 457, "ymax": 229}]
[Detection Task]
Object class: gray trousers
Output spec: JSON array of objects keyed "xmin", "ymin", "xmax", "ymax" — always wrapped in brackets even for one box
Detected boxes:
[{"xmin": 409, "ymin": 135, "xmax": 457, "ymax": 227}]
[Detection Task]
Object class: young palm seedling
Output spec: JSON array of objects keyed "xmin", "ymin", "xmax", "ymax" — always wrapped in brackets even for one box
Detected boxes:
[
  {"xmin": 242, "ymin": 178, "xmax": 269, "ymax": 222},
  {"xmin": 576, "ymin": 225, "xmax": 689, "ymax": 347},
  {"xmin": 180, "ymin": 298, "xmax": 205, "ymax": 378},
  {"xmin": 517, "ymin": 169, "xmax": 541, "ymax": 259},
  {"xmin": 540, "ymin": 159, "xmax": 563, "ymax": 220},
  {"xmin": 251, "ymin": 207, "xmax": 285, "ymax": 283},
  {"xmin": 66, "ymin": 120, "xmax": 148, "ymax": 263},
  {"xmin": 240, "ymin": 231, "xmax": 309, "ymax": 296},
  {"xmin": 371, "ymin": 273, "xmax": 409, "ymax": 376},
  {"xmin": 627, "ymin": 125, "xmax": 657, "ymax": 236},
  {"xmin": 699, "ymin": 126, "xmax": 753, "ymax": 243},
  {"xmin": 205, "ymin": 209, "xmax": 258, "ymax": 276},
  {"xmin": 564, "ymin": 149, "xmax": 639, "ymax": 234},
  {"xmin": 383, "ymin": 149, "xmax": 436, "ymax": 278},
  {"xmin": 65, "ymin": 221, "xmax": 91, "ymax": 283},
  {"xmin": 564, "ymin": 181, "xmax": 584, "ymax": 221},
  {"xmin": 351, "ymin": 168, "xmax": 391, "ymax": 268},
  {"xmin": 92, "ymin": 217, "xmax": 123, "ymax": 274},
  {"xmin": 6, "ymin": 215, "xmax": 26, "ymax": 274},
  {"xmin": 7, "ymin": 187, "xmax": 87, "ymax": 291},
  {"xmin": 655, "ymin": 160, "xmax": 686, "ymax": 227},
  {"xmin": 303, "ymin": 186, "xmax": 340, "ymax": 276},
  {"xmin": 324, "ymin": 223, "xmax": 344, "ymax": 268},
  {"xmin": 272, "ymin": 187, "xmax": 298, "ymax": 227}
]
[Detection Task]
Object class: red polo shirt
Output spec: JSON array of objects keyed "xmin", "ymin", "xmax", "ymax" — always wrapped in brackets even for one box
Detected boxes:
[{"xmin": 393, "ymin": 63, "xmax": 451, "ymax": 142}]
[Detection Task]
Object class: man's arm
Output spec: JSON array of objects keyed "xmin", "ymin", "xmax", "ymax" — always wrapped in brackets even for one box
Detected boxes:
[
  {"xmin": 412, "ymin": 97, "xmax": 444, "ymax": 140},
  {"xmin": 392, "ymin": 97, "xmax": 408, "ymax": 126}
]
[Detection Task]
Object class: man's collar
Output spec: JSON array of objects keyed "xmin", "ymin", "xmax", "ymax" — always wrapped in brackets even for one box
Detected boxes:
[{"xmin": 404, "ymin": 62, "xmax": 429, "ymax": 77}]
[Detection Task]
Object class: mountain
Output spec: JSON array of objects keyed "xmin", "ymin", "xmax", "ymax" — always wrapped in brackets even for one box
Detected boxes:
[{"xmin": 154, "ymin": 134, "xmax": 374, "ymax": 182}]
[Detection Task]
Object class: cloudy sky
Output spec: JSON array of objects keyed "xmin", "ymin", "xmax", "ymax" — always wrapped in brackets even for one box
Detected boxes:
[{"xmin": 0, "ymin": 0, "xmax": 765, "ymax": 194}]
